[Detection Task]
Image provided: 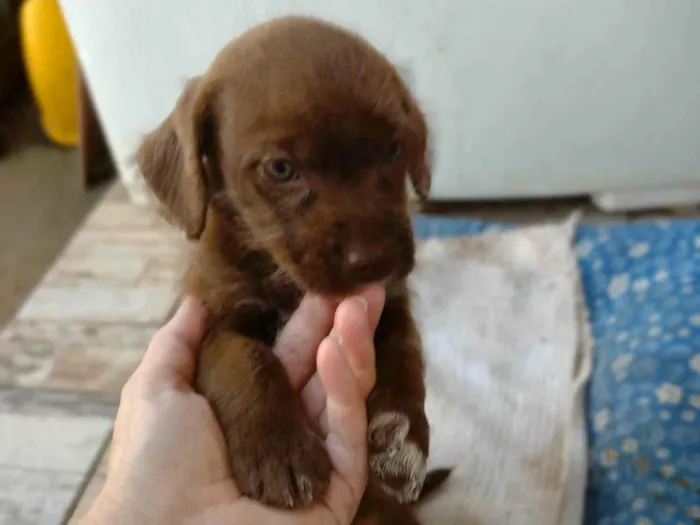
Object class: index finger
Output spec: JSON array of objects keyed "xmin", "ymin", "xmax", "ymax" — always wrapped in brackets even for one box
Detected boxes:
[{"xmin": 274, "ymin": 294, "xmax": 336, "ymax": 390}]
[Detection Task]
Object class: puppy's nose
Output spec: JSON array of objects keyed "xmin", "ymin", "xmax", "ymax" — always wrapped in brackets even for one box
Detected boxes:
[
  {"xmin": 347, "ymin": 249, "xmax": 368, "ymax": 268},
  {"xmin": 346, "ymin": 247, "xmax": 391, "ymax": 282}
]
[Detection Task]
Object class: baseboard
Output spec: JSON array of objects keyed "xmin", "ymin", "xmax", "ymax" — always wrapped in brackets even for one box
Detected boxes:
[{"xmin": 592, "ymin": 184, "xmax": 700, "ymax": 212}]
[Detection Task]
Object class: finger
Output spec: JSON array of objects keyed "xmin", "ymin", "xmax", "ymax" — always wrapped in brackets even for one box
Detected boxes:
[
  {"xmin": 333, "ymin": 292, "xmax": 383, "ymax": 397},
  {"xmin": 300, "ymin": 372, "xmax": 326, "ymax": 429},
  {"xmin": 274, "ymin": 294, "xmax": 335, "ymax": 390},
  {"xmin": 317, "ymin": 334, "xmax": 369, "ymax": 521},
  {"xmin": 301, "ymin": 319, "xmax": 374, "ymax": 434},
  {"xmin": 352, "ymin": 284, "xmax": 386, "ymax": 332},
  {"xmin": 138, "ymin": 296, "xmax": 207, "ymax": 387},
  {"xmin": 301, "ymin": 288, "xmax": 383, "ymax": 431}
]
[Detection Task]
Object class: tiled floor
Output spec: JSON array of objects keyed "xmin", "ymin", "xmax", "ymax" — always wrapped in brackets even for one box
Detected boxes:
[
  {"xmin": 0, "ymin": 183, "xmax": 187, "ymax": 525},
  {"xmin": 0, "ymin": 389, "xmax": 113, "ymax": 525}
]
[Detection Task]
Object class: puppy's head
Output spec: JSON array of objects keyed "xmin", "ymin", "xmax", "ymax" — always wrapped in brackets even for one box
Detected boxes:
[{"xmin": 137, "ymin": 16, "xmax": 431, "ymax": 296}]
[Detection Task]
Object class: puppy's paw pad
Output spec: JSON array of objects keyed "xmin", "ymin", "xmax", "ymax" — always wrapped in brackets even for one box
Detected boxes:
[
  {"xmin": 369, "ymin": 411, "xmax": 410, "ymax": 454},
  {"xmin": 371, "ymin": 439, "xmax": 427, "ymax": 502},
  {"xmin": 231, "ymin": 427, "xmax": 332, "ymax": 509},
  {"xmin": 369, "ymin": 411, "xmax": 427, "ymax": 503},
  {"xmin": 292, "ymin": 473, "xmax": 316, "ymax": 504}
]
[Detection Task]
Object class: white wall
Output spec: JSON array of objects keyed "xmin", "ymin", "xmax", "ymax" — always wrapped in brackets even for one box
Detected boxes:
[{"xmin": 60, "ymin": 0, "xmax": 700, "ymax": 205}]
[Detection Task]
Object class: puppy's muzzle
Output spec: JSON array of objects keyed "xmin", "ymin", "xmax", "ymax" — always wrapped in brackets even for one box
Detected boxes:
[{"xmin": 344, "ymin": 245, "xmax": 397, "ymax": 285}]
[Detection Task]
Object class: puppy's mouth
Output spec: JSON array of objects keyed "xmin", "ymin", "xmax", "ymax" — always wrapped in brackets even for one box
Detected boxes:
[
  {"xmin": 276, "ymin": 219, "xmax": 416, "ymax": 297},
  {"xmin": 303, "ymin": 267, "xmax": 398, "ymax": 297},
  {"xmin": 343, "ymin": 254, "xmax": 397, "ymax": 288},
  {"xmin": 288, "ymin": 250, "xmax": 412, "ymax": 297}
]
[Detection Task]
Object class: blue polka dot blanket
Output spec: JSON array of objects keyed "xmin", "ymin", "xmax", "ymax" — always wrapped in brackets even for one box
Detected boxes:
[{"xmin": 412, "ymin": 215, "xmax": 700, "ymax": 525}]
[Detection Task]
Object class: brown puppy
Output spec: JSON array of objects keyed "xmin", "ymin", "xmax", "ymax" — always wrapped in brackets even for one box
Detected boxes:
[{"xmin": 137, "ymin": 15, "xmax": 433, "ymax": 512}]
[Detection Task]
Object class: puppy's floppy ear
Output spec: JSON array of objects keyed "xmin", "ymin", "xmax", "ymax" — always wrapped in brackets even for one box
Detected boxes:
[
  {"xmin": 407, "ymin": 131, "xmax": 432, "ymax": 201},
  {"xmin": 400, "ymin": 90, "xmax": 432, "ymax": 202},
  {"xmin": 409, "ymin": 150, "xmax": 432, "ymax": 201},
  {"xmin": 136, "ymin": 76, "xmax": 213, "ymax": 239},
  {"xmin": 393, "ymin": 65, "xmax": 432, "ymax": 201}
]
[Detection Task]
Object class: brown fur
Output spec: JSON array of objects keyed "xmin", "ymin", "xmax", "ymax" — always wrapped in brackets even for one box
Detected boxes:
[{"xmin": 136, "ymin": 15, "xmax": 441, "ymax": 521}]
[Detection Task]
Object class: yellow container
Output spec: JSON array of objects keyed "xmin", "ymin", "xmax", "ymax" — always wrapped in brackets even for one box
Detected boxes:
[{"xmin": 19, "ymin": 0, "xmax": 79, "ymax": 147}]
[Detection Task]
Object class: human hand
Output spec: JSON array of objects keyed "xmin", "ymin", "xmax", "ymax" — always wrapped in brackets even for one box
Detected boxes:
[{"xmin": 84, "ymin": 286, "xmax": 385, "ymax": 525}]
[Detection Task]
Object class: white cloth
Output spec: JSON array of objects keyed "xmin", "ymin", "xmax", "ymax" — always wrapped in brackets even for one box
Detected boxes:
[{"xmin": 410, "ymin": 218, "xmax": 592, "ymax": 525}]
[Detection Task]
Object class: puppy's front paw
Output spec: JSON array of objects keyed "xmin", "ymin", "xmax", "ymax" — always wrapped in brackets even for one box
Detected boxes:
[
  {"xmin": 369, "ymin": 410, "xmax": 428, "ymax": 503},
  {"xmin": 230, "ymin": 423, "xmax": 332, "ymax": 508}
]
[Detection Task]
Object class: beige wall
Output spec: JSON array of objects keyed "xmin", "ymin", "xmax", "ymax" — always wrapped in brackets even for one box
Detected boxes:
[{"xmin": 60, "ymin": 0, "xmax": 700, "ymax": 206}]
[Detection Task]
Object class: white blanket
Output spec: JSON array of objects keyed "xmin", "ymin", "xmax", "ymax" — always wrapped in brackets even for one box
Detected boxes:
[{"xmin": 410, "ymin": 219, "xmax": 592, "ymax": 525}]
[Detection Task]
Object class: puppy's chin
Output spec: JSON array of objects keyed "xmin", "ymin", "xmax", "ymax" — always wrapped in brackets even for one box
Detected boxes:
[
  {"xmin": 296, "ymin": 276, "xmax": 390, "ymax": 299},
  {"xmin": 280, "ymin": 258, "xmax": 412, "ymax": 298},
  {"xmin": 298, "ymin": 275, "xmax": 390, "ymax": 298}
]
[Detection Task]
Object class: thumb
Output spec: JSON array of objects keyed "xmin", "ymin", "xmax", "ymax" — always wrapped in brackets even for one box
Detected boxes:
[
  {"xmin": 139, "ymin": 296, "xmax": 208, "ymax": 387},
  {"xmin": 317, "ymin": 334, "xmax": 369, "ymax": 524}
]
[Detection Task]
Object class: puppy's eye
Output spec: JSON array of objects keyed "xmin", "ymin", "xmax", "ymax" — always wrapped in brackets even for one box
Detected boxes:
[
  {"xmin": 264, "ymin": 158, "xmax": 297, "ymax": 182},
  {"xmin": 387, "ymin": 141, "xmax": 401, "ymax": 160}
]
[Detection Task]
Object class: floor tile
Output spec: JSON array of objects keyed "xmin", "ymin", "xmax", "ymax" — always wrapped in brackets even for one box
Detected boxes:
[
  {"xmin": 0, "ymin": 186, "xmax": 184, "ymax": 392},
  {"xmin": 38, "ymin": 345, "xmax": 145, "ymax": 393},
  {"xmin": 15, "ymin": 284, "xmax": 179, "ymax": 324},
  {"xmin": 102, "ymin": 182, "xmax": 130, "ymax": 203},
  {"xmin": 0, "ymin": 415, "xmax": 110, "ymax": 472},
  {"xmin": 0, "ymin": 339, "xmax": 54, "ymax": 387},
  {"xmin": 0, "ymin": 322, "xmax": 157, "ymax": 391},
  {"xmin": 0, "ymin": 467, "xmax": 85, "ymax": 525},
  {"xmin": 0, "ymin": 388, "xmax": 117, "ymax": 419},
  {"xmin": 42, "ymin": 249, "xmax": 152, "ymax": 286},
  {"xmin": 82, "ymin": 201, "xmax": 171, "ymax": 231},
  {"xmin": 0, "ymin": 388, "xmax": 112, "ymax": 525}
]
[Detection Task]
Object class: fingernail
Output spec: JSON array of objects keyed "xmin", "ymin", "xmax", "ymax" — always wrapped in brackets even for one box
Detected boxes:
[
  {"xmin": 172, "ymin": 296, "xmax": 195, "ymax": 322},
  {"xmin": 182, "ymin": 296, "xmax": 206, "ymax": 317},
  {"xmin": 165, "ymin": 296, "xmax": 205, "ymax": 337},
  {"xmin": 353, "ymin": 295, "xmax": 368, "ymax": 314},
  {"xmin": 329, "ymin": 330, "xmax": 347, "ymax": 353},
  {"xmin": 304, "ymin": 293, "xmax": 326, "ymax": 309},
  {"xmin": 328, "ymin": 331, "xmax": 351, "ymax": 368}
]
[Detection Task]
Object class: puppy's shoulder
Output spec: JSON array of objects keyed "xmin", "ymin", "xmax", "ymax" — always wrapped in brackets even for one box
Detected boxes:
[{"xmin": 184, "ymin": 218, "xmax": 259, "ymax": 312}]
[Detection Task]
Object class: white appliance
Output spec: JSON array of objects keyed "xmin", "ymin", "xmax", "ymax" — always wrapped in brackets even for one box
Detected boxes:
[{"xmin": 60, "ymin": 0, "xmax": 700, "ymax": 211}]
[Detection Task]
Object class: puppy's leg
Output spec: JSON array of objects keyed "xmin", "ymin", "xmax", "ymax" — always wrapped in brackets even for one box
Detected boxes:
[
  {"xmin": 352, "ymin": 479, "xmax": 423, "ymax": 525},
  {"xmin": 368, "ymin": 287, "xmax": 430, "ymax": 503},
  {"xmin": 195, "ymin": 327, "xmax": 332, "ymax": 508}
]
